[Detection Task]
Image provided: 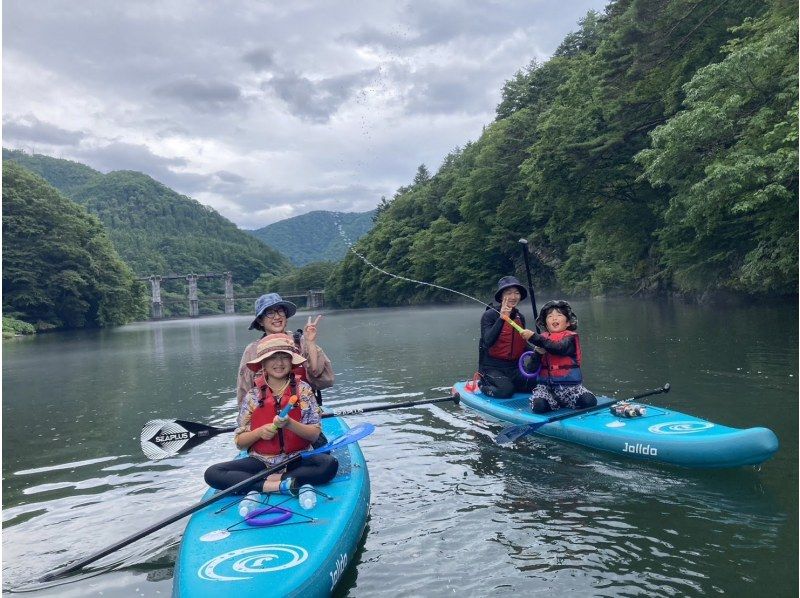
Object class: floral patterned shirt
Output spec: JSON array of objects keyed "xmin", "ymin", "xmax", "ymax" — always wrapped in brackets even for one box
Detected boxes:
[{"xmin": 235, "ymin": 380, "xmax": 321, "ymax": 466}]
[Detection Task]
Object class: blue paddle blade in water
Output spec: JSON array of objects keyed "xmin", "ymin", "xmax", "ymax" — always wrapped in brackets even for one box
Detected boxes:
[
  {"xmin": 496, "ymin": 424, "xmax": 532, "ymax": 445},
  {"xmin": 306, "ymin": 422, "xmax": 375, "ymax": 456}
]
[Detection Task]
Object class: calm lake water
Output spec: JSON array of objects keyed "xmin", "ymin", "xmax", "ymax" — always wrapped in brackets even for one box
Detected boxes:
[{"xmin": 2, "ymin": 299, "xmax": 798, "ymax": 596}]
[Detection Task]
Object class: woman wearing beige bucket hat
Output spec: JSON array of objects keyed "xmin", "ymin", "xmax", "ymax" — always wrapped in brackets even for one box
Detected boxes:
[{"xmin": 205, "ymin": 333, "xmax": 338, "ymax": 494}]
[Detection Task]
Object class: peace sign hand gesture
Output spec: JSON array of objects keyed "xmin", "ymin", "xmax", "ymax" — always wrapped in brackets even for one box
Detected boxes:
[
  {"xmin": 304, "ymin": 315, "xmax": 322, "ymax": 344},
  {"xmin": 500, "ymin": 296, "xmax": 512, "ymax": 317}
]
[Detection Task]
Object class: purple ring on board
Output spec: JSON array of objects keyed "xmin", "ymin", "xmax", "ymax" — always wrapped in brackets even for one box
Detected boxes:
[
  {"xmin": 245, "ymin": 506, "xmax": 293, "ymax": 527},
  {"xmin": 518, "ymin": 351, "xmax": 541, "ymax": 380}
]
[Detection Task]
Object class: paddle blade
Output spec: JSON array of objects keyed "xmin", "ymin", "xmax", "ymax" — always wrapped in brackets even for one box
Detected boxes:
[
  {"xmin": 496, "ymin": 423, "xmax": 538, "ymax": 445},
  {"xmin": 140, "ymin": 419, "xmax": 233, "ymax": 460},
  {"xmin": 305, "ymin": 422, "xmax": 375, "ymax": 456}
]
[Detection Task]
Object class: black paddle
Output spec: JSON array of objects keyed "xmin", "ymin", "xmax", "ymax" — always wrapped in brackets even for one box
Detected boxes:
[
  {"xmin": 495, "ymin": 383, "xmax": 671, "ymax": 444},
  {"xmin": 518, "ymin": 238, "xmax": 539, "ymax": 332},
  {"xmin": 41, "ymin": 423, "xmax": 376, "ymax": 582},
  {"xmin": 141, "ymin": 395, "xmax": 460, "ymax": 460}
]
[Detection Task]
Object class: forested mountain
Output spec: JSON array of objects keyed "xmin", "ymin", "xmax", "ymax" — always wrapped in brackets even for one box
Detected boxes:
[
  {"xmin": 247, "ymin": 210, "xmax": 376, "ymax": 266},
  {"xmin": 327, "ymin": 0, "xmax": 797, "ymax": 308},
  {"xmin": 69, "ymin": 171, "xmax": 290, "ymax": 284},
  {"xmin": 2, "ymin": 162, "xmax": 147, "ymax": 329},
  {"xmin": 2, "ymin": 151, "xmax": 291, "ymax": 285},
  {"xmin": 2, "ymin": 148, "xmax": 101, "ymax": 196}
]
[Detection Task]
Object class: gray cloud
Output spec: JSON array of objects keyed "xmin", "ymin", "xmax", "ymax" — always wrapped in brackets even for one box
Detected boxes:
[
  {"xmin": 396, "ymin": 64, "xmax": 499, "ymax": 115},
  {"xmin": 242, "ymin": 47, "xmax": 275, "ymax": 72},
  {"xmin": 345, "ymin": 1, "xmax": 560, "ymax": 50},
  {"xmin": 2, "ymin": 115, "xmax": 85, "ymax": 146},
  {"xmin": 153, "ymin": 77, "xmax": 243, "ymax": 112},
  {"xmin": 73, "ymin": 142, "xmax": 187, "ymax": 179},
  {"xmin": 215, "ymin": 170, "xmax": 246, "ymax": 184},
  {"xmin": 264, "ymin": 68, "xmax": 379, "ymax": 122},
  {"xmin": 3, "ymin": 0, "xmax": 609, "ymax": 228}
]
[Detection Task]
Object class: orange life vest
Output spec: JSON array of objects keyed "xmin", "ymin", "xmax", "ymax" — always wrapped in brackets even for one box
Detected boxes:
[
  {"xmin": 487, "ymin": 313, "xmax": 527, "ymax": 362},
  {"xmin": 538, "ymin": 330, "xmax": 583, "ymax": 385},
  {"xmin": 250, "ymin": 378, "xmax": 309, "ymax": 455}
]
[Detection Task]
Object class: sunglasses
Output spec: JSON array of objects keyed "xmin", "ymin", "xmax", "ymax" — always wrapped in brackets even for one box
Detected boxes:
[{"xmin": 263, "ymin": 309, "xmax": 286, "ymax": 319}]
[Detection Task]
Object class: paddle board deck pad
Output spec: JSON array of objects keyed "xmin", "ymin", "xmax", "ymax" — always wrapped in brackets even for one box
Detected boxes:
[
  {"xmin": 173, "ymin": 417, "xmax": 370, "ymax": 597},
  {"xmin": 453, "ymin": 381, "xmax": 778, "ymax": 469}
]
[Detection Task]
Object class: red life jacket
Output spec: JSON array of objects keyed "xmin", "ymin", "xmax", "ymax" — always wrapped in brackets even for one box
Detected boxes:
[
  {"xmin": 250, "ymin": 378, "xmax": 310, "ymax": 455},
  {"xmin": 487, "ymin": 313, "xmax": 527, "ymax": 362},
  {"xmin": 538, "ymin": 330, "xmax": 583, "ymax": 385}
]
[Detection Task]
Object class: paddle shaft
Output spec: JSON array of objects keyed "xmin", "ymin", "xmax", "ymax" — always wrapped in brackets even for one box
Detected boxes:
[
  {"xmin": 495, "ymin": 383, "xmax": 671, "ymax": 444},
  {"xmin": 530, "ymin": 384, "xmax": 670, "ymax": 429},
  {"xmin": 518, "ymin": 239, "xmax": 539, "ymax": 332},
  {"xmin": 40, "ymin": 453, "xmax": 302, "ymax": 581},
  {"xmin": 322, "ymin": 395, "xmax": 459, "ymax": 418},
  {"xmin": 141, "ymin": 396, "xmax": 460, "ymax": 459}
]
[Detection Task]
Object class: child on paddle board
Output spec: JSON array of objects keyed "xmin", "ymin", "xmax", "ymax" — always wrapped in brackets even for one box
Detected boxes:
[
  {"xmin": 523, "ymin": 300, "xmax": 597, "ymax": 413},
  {"xmin": 205, "ymin": 333, "xmax": 338, "ymax": 495},
  {"xmin": 478, "ymin": 276, "xmax": 537, "ymax": 398}
]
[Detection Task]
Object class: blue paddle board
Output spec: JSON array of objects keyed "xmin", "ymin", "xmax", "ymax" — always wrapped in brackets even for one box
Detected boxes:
[
  {"xmin": 173, "ymin": 417, "xmax": 370, "ymax": 597},
  {"xmin": 453, "ymin": 381, "xmax": 778, "ymax": 469}
]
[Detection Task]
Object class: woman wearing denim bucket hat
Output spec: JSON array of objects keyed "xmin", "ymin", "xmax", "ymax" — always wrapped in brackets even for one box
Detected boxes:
[
  {"xmin": 477, "ymin": 276, "xmax": 538, "ymax": 398},
  {"xmin": 236, "ymin": 293, "xmax": 334, "ymax": 409}
]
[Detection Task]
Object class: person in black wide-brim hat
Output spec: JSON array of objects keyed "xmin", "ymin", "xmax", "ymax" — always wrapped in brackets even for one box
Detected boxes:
[{"xmin": 477, "ymin": 276, "xmax": 538, "ymax": 398}]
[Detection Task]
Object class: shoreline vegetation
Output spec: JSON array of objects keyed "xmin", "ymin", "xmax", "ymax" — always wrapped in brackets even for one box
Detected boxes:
[
  {"xmin": 3, "ymin": 316, "xmax": 37, "ymax": 339},
  {"xmin": 3, "ymin": 1, "xmax": 797, "ymax": 335},
  {"xmin": 7, "ymin": 291, "xmax": 796, "ymax": 340}
]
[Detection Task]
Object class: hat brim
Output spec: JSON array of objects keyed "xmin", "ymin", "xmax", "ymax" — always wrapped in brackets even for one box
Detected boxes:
[
  {"xmin": 246, "ymin": 348, "xmax": 307, "ymax": 371},
  {"xmin": 494, "ymin": 285, "xmax": 528, "ymax": 303},
  {"xmin": 248, "ymin": 300, "xmax": 298, "ymax": 330}
]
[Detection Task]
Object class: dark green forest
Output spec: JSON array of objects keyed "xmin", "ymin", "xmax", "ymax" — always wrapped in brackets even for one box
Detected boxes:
[
  {"xmin": 2, "ymin": 162, "xmax": 147, "ymax": 330},
  {"xmin": 2, "ymin": 149, "xmax": 101, "ymax": 196},
  {"xmin": 2, "ymin": 152, "xmax": 293, "ymax": 324},
  {"xmin": 68, "ymin": 171, "xmax": 289, "ymax": 284},
  {"xmin": 3, "ymin": 150, "xmax": 290, "ymax": 285},
  {"xmin": 247, "ymin": 209, "xmax": 376, "ymax": 266},
  {"xmin": 3, "ymin": 0, "xmax": 796, "ymax": 329},
  {"xmin": 2, "ymin": 150, "xmax": 297, "ymax": 318},
  {"xmin": 327, "ymin": 0, "xmax": 798, "ymax": 307},
  {"xmin": 253, "ymin": 261, "xmax": 336, "ymax": 297}
]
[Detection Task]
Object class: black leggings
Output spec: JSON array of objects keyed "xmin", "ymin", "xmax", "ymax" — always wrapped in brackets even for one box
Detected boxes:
[
  {"xmin": 204, "ymin": 454, "xmax": 339, "ymax": 494},
  {"xmin": 479, "ymin": 366, "xmax": 536, "ymax": 398}
]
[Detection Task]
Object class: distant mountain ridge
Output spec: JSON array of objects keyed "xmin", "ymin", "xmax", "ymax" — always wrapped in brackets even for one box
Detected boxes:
[
  {"xmin": 247, "ymin": 209, "xmax": 375, "ymax": 266},
  {"xmin": 2, "ymin": 149, "xmax": 290, "ymax": 284}
]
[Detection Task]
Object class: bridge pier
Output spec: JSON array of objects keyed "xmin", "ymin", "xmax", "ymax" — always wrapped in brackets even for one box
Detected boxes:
[
  {"xmin": 138, "ymin": 273, "xmax": 329, "ymax": 320},
  {"xmin": 187, "ymin": 274, "xmax": 199, "ymax": 317},
  {"xmin": 224, "ymin": 272, "xmax": 235, "ymax": 314},
  {"xmin": 149, "ymin": 275, "xmax": 163, "ymax": 319},
  {"xmin": 307, "ymin": 289, "xmax": 324, "ymax": 309}
]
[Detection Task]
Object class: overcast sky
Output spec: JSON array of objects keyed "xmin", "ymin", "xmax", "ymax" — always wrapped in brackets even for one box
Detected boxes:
[{"xmin": 3, "ymin": 0, "xmax": 608, "ymax": 229}]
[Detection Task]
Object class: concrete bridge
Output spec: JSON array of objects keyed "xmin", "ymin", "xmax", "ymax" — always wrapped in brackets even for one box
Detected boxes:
[{"xmin": 138, "ymin": 272, "xmax": 324, "ymax": 319}]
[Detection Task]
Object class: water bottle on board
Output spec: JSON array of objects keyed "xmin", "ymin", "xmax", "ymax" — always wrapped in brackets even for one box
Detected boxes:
[
  {"xmin": 299, "ymin": 484, "xmax": 317, "ymax": 510},
  {"xmin": 238, "ymin": 490, "xmax": 261, "ymax": 517}
]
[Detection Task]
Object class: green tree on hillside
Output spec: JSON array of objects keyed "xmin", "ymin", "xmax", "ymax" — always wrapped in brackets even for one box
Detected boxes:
[
  {"xmin": 327, "ymin": 0, "xmax": 795, "ymax": 307},
  {"xmin": 2, "ymin": 162, "xmax": 147, "ymax": 329},
  {"xmin": 69, "ymin": 170, "xmax": 289, "ymax": 283},
  {"xmin": 637, "ymin": 4, "xmax": 798, "ymax": 295}
]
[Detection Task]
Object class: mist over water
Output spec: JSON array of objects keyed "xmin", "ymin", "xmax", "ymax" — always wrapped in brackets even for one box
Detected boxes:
[{"xmin": 3, "ymin": 300, "xmax": 797, "ymax": 596}]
